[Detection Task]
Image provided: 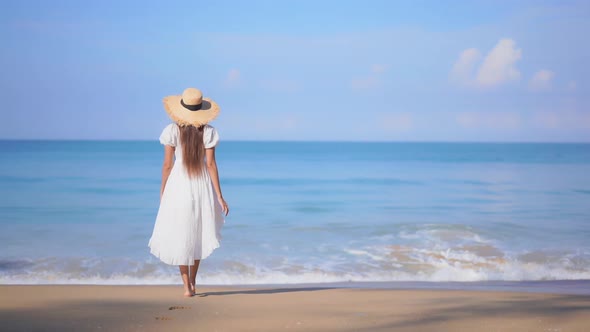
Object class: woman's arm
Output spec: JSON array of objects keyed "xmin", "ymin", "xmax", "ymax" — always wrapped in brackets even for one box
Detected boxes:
[
  {"xmin": 160, "ymin": 145, "xmax": 175, "ymax": 200},
  {"xmin": 206, "ymin": 147, "xmax": 229, "ymax": 216}
]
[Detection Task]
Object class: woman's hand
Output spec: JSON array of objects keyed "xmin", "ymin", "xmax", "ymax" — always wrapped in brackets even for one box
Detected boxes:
[{"xmin": 218, "ymin": 196, "xmax": 229, "ymax": 216}]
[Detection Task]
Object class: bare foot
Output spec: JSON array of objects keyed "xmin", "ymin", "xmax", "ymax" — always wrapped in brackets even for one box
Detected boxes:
[
  {"xmin": 183, "ymin": 289, "xmax": 193, "ymax": 297},
  {"xmin": 190, "ymin": 283, "xmax": 196, "ymax": 295}
]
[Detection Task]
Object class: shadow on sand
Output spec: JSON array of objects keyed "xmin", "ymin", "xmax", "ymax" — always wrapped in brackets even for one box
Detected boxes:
[{"xmin": 197, "ymin": 287, "xmax": 337, "ymax": 297}]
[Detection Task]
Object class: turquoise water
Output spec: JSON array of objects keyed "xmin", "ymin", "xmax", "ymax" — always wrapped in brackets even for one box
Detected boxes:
[{"xmin": 1, "ymin": 140, "xmax": 590, "ymax": 284}]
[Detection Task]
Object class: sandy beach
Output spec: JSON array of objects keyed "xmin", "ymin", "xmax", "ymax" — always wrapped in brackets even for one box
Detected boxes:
[{"xmin": 1, "ymin": 285, "xmax": 589, "ymax": 331}]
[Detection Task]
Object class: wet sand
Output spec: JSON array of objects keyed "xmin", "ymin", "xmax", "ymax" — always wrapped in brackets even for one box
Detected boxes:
[{"xmin": 1, "ymin": 285, "xmax": 589, "ymax": 331}]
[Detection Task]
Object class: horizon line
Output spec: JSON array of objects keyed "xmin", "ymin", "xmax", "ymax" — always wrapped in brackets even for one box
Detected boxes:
[{"xmin": 1, "ymin": 138, "xmax": 589, "ymax": 144}]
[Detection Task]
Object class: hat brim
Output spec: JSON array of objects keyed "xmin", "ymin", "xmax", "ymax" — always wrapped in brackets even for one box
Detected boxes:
[{"xmin": 163, "ymin": 95, "xmax": 220, "ymax": 126}]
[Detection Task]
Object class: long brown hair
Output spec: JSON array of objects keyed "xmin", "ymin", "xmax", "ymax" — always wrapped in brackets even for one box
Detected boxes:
[{"xmin": 179, "ymin": 124, "xmax": 205, "ymax": 178}]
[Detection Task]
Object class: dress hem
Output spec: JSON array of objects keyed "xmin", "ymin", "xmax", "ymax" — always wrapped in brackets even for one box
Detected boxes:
[{"xmin": 148, "ymin": 242, "xmax": 220, "ymax": 266}]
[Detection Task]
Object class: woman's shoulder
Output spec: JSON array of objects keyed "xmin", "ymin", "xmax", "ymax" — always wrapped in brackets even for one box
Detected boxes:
[
  {"xmin": 159, "ymin": 123, "xmax": 179, "ymax": 146},
  {"xmin": 203, "ymin": 124, "xmax": 220, "ymax": 148},
  {"xmin": 164, "ymin": 122, "xmax": 179, "ymax": 130},
  {"xmin": 162, "ymin": 122, "xmax": 180, "ymax": 134},
  {"xmin": 203, "ymin": 124, "xmax": 219, "ymax": 136}
]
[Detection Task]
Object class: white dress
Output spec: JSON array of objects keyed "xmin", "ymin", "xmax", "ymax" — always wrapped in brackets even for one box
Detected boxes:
[{"xmin": 148, "ymin": 123, "xmax": 225, "ymax": 265}]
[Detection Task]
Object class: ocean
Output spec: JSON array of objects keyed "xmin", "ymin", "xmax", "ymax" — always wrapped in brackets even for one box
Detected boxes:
[{"xmin": 1, "ymin": 140, "xmax": 589, "ymax": 286}]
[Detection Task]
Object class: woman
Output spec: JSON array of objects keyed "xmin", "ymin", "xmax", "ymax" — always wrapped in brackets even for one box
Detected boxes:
[{"xmin": 149, "ymin": 87, "xmax": 229, "ymax": 297}]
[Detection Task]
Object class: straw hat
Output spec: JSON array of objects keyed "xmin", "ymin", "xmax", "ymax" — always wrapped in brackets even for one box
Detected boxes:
[{"xmin": 163, "ymin": 88, "xmax": 220, "ymax": 126}]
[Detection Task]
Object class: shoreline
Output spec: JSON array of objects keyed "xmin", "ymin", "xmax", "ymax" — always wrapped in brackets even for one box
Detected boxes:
[
  {"xmin": 2, "ymin": 284, "xmax": 590, "ymax": 331},
  {"xmin": 203, "ymin": 279, "xmax": 590, "ymax": 295},
  {"xmin": 3, "ymin": 279, "xmax": 590, "ymax": 294}
]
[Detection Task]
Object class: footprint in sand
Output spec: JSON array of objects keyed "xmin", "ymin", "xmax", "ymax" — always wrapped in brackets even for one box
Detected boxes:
[
  {"xmin": 169, "ymin": 306, "xmax": 191, "ymax": 310},
  {"xmin": 155, "ymin": 316, "xmax": 173, "ymax": 321}
]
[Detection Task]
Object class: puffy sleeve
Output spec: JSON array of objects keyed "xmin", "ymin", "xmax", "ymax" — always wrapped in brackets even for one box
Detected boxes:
[
  {"xmin": 204, "ymin": 125, "xmax": 220, "ymax": 149},
  {"xmin": 159, "ymin": 123, "xmax": 178, "ymax": 146}
]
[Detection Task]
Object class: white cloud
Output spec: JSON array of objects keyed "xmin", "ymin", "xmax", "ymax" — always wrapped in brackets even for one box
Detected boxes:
[
  {"xmin": 450, "ymin": 39, "xmax": 522, "ymax": 88},
  {"xmin": 225, "ymin": 68, "xmax": 240, "ymax": 87},
  {"xmin": 351, "ymin": 64, "xmax": 389, "ymax": 90},
  {"xmin": 450, "ymin": 48, "xmax": 481, "ymax": 86},
  {"xmin": 456, "ymin": 111, "xmax": 521, "ymax": 130},
  {"xmin": 534, "ymin": 110, "xmax": 590, "ymax": 130},
  {"xmin": 476, "ymin": 39, "xmax": 522, "ymax": 87},
  {"xmin": 529, "ymin": 69, "xmax": 554, "ymax": 91}
]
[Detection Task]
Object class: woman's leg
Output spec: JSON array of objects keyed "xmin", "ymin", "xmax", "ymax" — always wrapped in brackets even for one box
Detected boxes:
[
  {"xmin": 179, "ymin": 265, "xmax": 192, "ymax": 297},
  {"xmin": 189, "ymin": 260, "xmax": 201, "ymax": 293}
]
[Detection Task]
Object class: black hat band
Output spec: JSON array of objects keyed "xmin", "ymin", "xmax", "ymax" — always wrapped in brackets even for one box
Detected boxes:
[{"xmin": 181, "ymin": 99, "xmax": 202, "ymax": 111}]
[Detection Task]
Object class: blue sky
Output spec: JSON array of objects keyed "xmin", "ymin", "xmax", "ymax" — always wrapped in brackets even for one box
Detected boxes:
[{"xmin": 1, "ymin": 0, "xmax": 589, "ymax": 141}]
